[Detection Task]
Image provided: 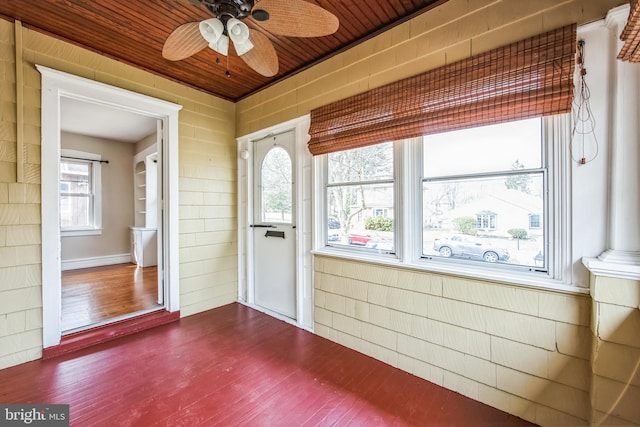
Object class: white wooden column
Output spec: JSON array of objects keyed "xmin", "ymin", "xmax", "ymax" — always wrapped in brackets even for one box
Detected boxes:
[{"xmin": 584, "ymin": 4, "xmax": 640, "ymax": 279}]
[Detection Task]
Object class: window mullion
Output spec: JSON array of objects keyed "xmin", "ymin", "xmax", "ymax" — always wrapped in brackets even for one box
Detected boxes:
[
  {"xmin": 327, "ymin": 178, "xmax": 395, "ymax": 188},
  {"xmin": 423, "ymin": 168, "xmax": 546, "ymax": 184}
]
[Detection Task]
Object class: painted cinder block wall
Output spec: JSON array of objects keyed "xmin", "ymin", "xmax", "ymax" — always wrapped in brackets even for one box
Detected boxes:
[
  {"xmin": 590, "ymin": 275, "xmax": 640, "ymax": 425},
  {"xmin": 0, "ymin": 20, "xmax": 238, "ymax": 368},
  {"xmin": 314, "ymin": 256, "xmax": 593, "ymax": 425}
]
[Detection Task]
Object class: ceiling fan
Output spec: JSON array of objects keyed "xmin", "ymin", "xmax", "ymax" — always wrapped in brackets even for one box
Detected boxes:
[{"xmin": 162, "ymin": 0, "xmax": 339, "ymax": 77}]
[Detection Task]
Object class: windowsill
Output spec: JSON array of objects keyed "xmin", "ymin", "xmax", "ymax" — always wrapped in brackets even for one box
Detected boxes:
[
  {"xmin": 312, "ymin": 247, "xmax": 589, "ymax": 295},
  {"xmin": 61, "ymin": 228, "xmax": 103, "ymax": 237}
]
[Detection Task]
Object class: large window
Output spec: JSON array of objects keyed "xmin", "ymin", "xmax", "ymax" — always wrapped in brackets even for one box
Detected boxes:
[
  {"xmin": 317, "ymin": 116, "xmax": 567, "ymax": 282},
  {"xmin": 60, "ymin": 151, "xmax": 102, "ymax": 235},
  {"xmin": 325, "ymin": 142, "xmax": 395, "ymax": 253},
  {"xmin": 422, "ymin": 118, "xmax": 545, "ymax": 269}
]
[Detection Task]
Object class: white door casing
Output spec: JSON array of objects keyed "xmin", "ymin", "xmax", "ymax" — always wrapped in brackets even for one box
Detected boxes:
[
  {"xmin": 38, "ymin": 66, "xmax": 181, "ymax": 348},
  {"xmin": 237, "ymin": 116, "xmax": 314, "ymax": 330}
]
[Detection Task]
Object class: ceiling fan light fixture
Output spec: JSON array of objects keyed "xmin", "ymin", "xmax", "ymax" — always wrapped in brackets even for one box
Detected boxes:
[
  {"xmin": 199, "ymin": 18, "xmax": 229, "ymax": 55},
  {"xmin": 227, "ymin": 17, "xmax": 254, "ymax": 55},
  {"xmin": 212, "ymin": 34, "xmax": 229, "ymax": 56},
  {"xmin": 233, "ymin": 38, "xmax": 254, "ymax": 55}
]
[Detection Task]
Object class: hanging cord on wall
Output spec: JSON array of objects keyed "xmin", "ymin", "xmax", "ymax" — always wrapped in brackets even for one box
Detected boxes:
[{"xmin": 570, "ymin": 40, "xmax": 598, "ymax": 165}]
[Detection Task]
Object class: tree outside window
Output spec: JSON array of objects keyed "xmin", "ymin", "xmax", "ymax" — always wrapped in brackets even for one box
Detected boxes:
[
  {"xmin": 326, "ymin": 142, "xmax": 394, "ymax": 249},
  {"xmin": 261, "ymin": 147, "xmax": 292, "ymax": 223}
]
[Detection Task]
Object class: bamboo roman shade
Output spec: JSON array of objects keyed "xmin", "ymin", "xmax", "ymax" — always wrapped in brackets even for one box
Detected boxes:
[
  {"xmin": 308, "ymin": 24, "xmax": 577, "ymax": 156},
  {"xmin": 618, "ymin": 0, "xmax": 640, "ymax": 62}
]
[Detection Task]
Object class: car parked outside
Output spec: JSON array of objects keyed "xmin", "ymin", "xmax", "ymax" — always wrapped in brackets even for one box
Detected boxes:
[
  {"xmin": 328, "ymin": 218, "xmax": 341, "ymax": 241},
  {"xmin": 348, "ymin": 230, "xmax": 379, "ymax": 245},
  {"xmin": 432, "ymin": 234, "xmax": 509, "ymax": 262}
]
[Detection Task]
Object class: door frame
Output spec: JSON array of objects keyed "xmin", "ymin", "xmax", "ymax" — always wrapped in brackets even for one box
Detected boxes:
[
  {"xmin": 38, "ymin": 66, "xmax": 182, "ymax": 348},
  {"xmin": 237, "ymin": 116, "xmax": 314, "ymax": 331}
]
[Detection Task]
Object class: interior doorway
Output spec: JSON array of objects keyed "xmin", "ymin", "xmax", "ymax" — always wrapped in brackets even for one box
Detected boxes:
[
  {"xmin": 57, "ymin": 101, "xmax": 163, "ymax": 333},
  {"xmin": 39, "ymin": 66, "xmax": 182, "ymax": 349}
]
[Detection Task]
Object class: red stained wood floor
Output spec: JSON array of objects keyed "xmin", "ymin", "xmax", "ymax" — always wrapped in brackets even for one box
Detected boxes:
[{"xmin": 0, "ymin": 304, "xmax": 537, "ymax": 426}]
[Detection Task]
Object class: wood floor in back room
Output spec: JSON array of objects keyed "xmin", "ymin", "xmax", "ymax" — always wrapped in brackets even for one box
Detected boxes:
[
  {"xmin": 0, "ymin": 303, "xmax": 538, "ymax": 426},
  {"xmin": 61, "ymin": 263, "xmax": 160, "ymax": 331}
]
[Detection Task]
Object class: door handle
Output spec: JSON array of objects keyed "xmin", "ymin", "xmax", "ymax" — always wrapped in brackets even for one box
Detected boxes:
[{"xmin": 250, "ymin": 224, "xmax": 276, "ymax": 228}]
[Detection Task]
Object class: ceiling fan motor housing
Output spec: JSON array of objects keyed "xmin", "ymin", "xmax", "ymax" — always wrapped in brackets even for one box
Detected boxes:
[{"xmin": 201, "ymin": 0, "xmax": 255, "ymax": 19}]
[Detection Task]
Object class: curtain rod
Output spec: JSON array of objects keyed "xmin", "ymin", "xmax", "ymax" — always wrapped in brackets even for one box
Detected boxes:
[{"xmin": 61, "ymin": 155, "xmax": 109, "ymax": 164}]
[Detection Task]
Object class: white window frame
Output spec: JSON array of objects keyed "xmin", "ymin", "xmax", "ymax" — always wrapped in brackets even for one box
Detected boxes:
[
  {"xmin": 60, "ymin": 149, "xmax": 102, "ymax": 236},
  {"xmin": 313, "ymin": 114, "xmax": 573, "ymax": 290}
]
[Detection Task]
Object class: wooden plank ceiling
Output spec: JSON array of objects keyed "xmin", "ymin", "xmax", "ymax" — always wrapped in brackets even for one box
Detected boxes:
[{"xmin": 0, "ymin": 0, "xmax": 448, "ymax": 101}]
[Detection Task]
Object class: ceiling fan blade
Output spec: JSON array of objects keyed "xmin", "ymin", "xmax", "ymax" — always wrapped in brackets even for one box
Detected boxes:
[
  {"xmin": 162, "ymin": 22, "xmax": 208, "ymax": 61},
  {"xmin": 252, "ymin": 0, "xmax": 339, "ymax": 38},
  {"xmin": 239, "ymin": 30, "xmax": 279, "ymax": 77}
]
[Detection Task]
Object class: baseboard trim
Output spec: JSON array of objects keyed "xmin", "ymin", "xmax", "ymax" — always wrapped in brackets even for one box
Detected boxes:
[
  {"xmin": 42, "ymin": 310, "xmax": 180, "ymax": 360},
  {"xmin": 61, "ymin": 253, "xmax": 132, "ymax": 271}
]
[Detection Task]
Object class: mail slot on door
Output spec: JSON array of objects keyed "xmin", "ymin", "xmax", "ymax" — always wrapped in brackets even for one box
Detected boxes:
[{"xmin": 265, "ymin": 230, "xmax": 285, "ymax": 239}]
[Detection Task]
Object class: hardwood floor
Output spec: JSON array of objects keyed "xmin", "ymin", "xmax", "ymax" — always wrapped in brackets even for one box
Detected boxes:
[
  {"xmin": 61, "ymin": 263, "xmax": 161, "ymax": 332},
  {"xmin": 0, "ymin": 304, "xmax": 536, "ymax": 426}
]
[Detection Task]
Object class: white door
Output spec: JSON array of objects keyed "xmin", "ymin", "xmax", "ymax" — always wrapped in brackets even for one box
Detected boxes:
[{"xmin": 253, "ymin": 130, "xmax": 296, "ymax": 319}]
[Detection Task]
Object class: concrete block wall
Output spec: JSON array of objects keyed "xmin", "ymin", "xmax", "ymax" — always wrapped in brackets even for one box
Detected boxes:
[
  {"xmin": 590, "ymin": 275, "xmax": 640, "ymax": 425},
  {"xmin": 0, "ymin": 19, "xmax": 238, "ymax": 368},
  {"xmin": 314, "ymin": 256, "xmax": 593, "ymax": 426},
  {"xmin": 0, "ymin": 19, "xmax": 43, "ymax": 369}
]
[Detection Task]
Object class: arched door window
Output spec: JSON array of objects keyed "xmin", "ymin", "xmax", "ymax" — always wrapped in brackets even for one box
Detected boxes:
[{"xmin": 260, "ymin": 147, "xmax": 292, "ymax": 224}]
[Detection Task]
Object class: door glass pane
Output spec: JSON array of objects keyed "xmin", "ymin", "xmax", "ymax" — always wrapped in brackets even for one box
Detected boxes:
[{"xmin": 261, "ymin": 147, "xmax": 292, "ymax": 223}]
